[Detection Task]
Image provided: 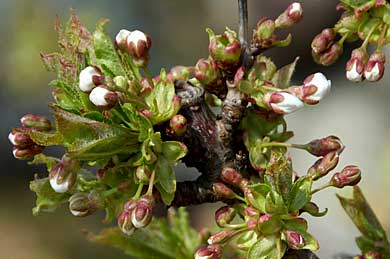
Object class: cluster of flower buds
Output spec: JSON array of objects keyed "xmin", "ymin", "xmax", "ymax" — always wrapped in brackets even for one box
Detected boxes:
[
  {"xmin": 115, "ymin": 29, "xmax": 152, "ymax": 67},
  {"xmin": 79, "ymin": 66, "xmax": 118, "ymax": 110},
  {"xmin": 311, "ymin": 28, "xmax": 343, "ymax": 66},
  {"xmin": 252, "ymin": 2, "xmax": 303, "ymax": 49},
  {"xmin": 118, "ymin": 196, "xmax": 154, "ymax": 235},
  {"xmin": 49, "ymin": 155, "xmax": 80, "ymax": 193},
  {"xmin": 8, "ymin": 114, "xmax": 51, "ymax": 160},
  {"xmin": 346, "ymin": 48, "xmax": 386, "ymax": 83},
  {"xmin": 330, "ymin": 165, "xmax": 362, "ymax": 188},
  {"xmin": 194, "ymin": 244, "xmax": 222, "ymax": 259},
  {"xmin": 68, "ymin": 191, "xmax": 103, "ymax": 217}
]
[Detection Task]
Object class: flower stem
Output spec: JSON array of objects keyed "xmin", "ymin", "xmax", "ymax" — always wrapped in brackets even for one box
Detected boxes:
[
  {"xmin": 146, "ymin": 169, "xmax": 156, "ymax": 197},
  {"xmin": 133, "ymin": 183, "xmax": 144, "ymax": 199},
  {"xmin": 362, "ymin": 22, "xmax": 381, "ymax": 49},
  {"xmin": 311, "ymin": 183, "xmax": 331, "ymax": 195}
]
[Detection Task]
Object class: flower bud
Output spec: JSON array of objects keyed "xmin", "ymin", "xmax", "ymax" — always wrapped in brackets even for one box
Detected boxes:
[
  {"xmin": 169, "ymin": 115, "xmax": 187, "ymax": 137},
  {"xmin": 126, "ymin": 30, "xmax": 151, "ymax": 67},
  {"xmin": 118, "ymin": 209, "xmax": 135, "ymax": 236},
  {"xmin": 79, "ymin": 66, "xmax": 104, "ymax": 93},
  {"xmin": 253, "ymin": 18, "xmax": 276, "ymax": 46},
  {"xmin": 113, "ymin": 75, "xmax": 128, "ymax": 89},
  {"xmin": 258, "ymin": 213, "xmax": 272, "ymax": 224},
  {"xmin": 168, "ymin": 66, "xmax": 195, "ymax": 82},
  {"xmin": 208, "ymin": 230, "xmax": 235, "ymax": 245},
  {"xmin": 364, "ymin": 250, "xmax": 382, "ymax": 259},
  {"xmin": 8, "ymin": 129, "xmax": 34, "ymax": 149},
  {"xmin": 194, "ymin": 58, "xmax": 220, "ymax": 86},
  {"xmin": 135, "ymin": 165, "xmax": 151, "ymax": 182},
  {"xmin": 115, "ymin": 29, "xmax": 131, "ymax": 50},
  {"xmin": 215, "ymin": 206, "xmax": 236, "ymax": 227},
  {"xmin": 306, "ymin": 135, "xmax": 344, "ymax": 157},
  {"xmin": 308, "ymin": 151, "xmax": 339, "ymax": 180},
  {"xmin": 20, "ymin": 114, "xmax": 52, "ymax": 131},
  {"xmin": 89, "ymin": 86, "xmax": 118, "ymax": 110},
  {"xmin": 212, "ymin": 183, "xmax": 236, "ymax": 200},
  {"xmin": 131, "ymin": 197, "xmax": 153, "ymax": 228},
  {"xmin": 49, "ymin": 156, "xmax": 79, "ymax": 193},
  {"xmin": 330, "ymin": 165, "xmax": 361, "ymax": 188},
  {"xmin": 263, "ymin": 91, "xmax": 304, "ymax": 114},
  {"xmin": 284, "ymin": 230, "xmax": 305, "ymax": 249},
  {"xmin": 220, "ymin": 167, "xmax": 243, "ymax": 187},
  {"xmin": 316, "ymin": 43, "xmax": 343, "ymax": 66},
  {"xmin": 194, "ymin": 245, "xmax": 222, "ymax": 259},
  {"xmin": 207, "ymin": 28, "xmax": 241, "ymax": 73},
  {"xmin": 311, "ymin": 28, "xmax": 336, "ymax": 55},
  {"xmin": 292, "ymin": 72, "xmax": 331, "ymax": 105},
  {"xmin": 275, "ymin": 2, "xmax": 303, "ymax": 29},
  {"xmin": 364, "ymin": 51, "xmax": 386, "ymax": 82},
  {"xmin": 68, "ymin": 191, "xmax": 102, "ymax": 217},
  {"xmin": 12, "ymin": 145, "xmax": 44, "ymax": 160},
  {"xmin": 244, "ymin": 206, "xmax": 259, "ymax": 217},
  {"xmin": 346, "ymin": 48, "xmax": 369, "ymax": 83}
]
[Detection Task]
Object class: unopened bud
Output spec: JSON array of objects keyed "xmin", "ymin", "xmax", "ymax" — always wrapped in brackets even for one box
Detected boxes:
[
  {"xmin": 292, "ymin": 72, "xmax": 331, "ymax": 105},
  {"xmin": 215, "ymin": 206, "xmax": 236, "ymax": 227},
  {"xmin": 207, "ymin": 28, "xmax": 241, "ymax": 73},
  {"xmin": 89, "ymin": 86, "xmax": 118, "ymax": 110},
  {"xmin": 263, "ymin": 91, "xmax": 304, "ymax": 114},
  {"xmin": 364, "ymin": 51, "xmax": 386, "ymax": 82},
  {"xmin": 330, "ymin": 165, "xmax": 361, "ymax": 188},
  {"xmin": 168, "ymin": 66, "xmax": 195, "ymax": 82},
  {"xmin": 169, "ymin": 115, "xmax": 187, "ymax": 137},
  {"xmin": 285, "ymin": 230, "xmax": 305, "ymax": 249},
  {"xmin": 113, "ymin": 75, "xmax": 128, "ymax": 89},
  {"xmin": 213, "ymin": 183, "xmax": 236, "ymax": 200},
  {"xmin": 118, "ymin": 209, "xmax": 135, "ymax": 235},
  {"xmin": 115, "ymin": 29, "xmax": 131, "ymax": 50},
  {"xmin": 346, "ymin": 48, "xmax": 369, "ymax": 83},
  {"xmin": 308, "ymin": 151, "xmax": 339, "ymax": 180},
  {"xmin": 275, "ymin": 2, "xmax": 303, "ymax": 29},
  {"xmin": 316, "ymin": 43, "xmax": 343, "ymax": 66},
  {"xmin": 258, "ymin": 214, "xmax": 272, "ymax": 224},
  {"xmin": 208, "ymin": 230, "xmax": 235, "ymax": 245},
  {"xmin": 8, "ymin": 129, "xmax": 34, "ymax": 149},
  {"xmin": 311, "ymin": 28, "xmax": 336, "ymax": 55},
  {"xmin": 220, "ymin": 167, "xmax": 243, "ymax": 187},
  {"xmin": 126, "ymin": 30, "xmax": 151, "ymax": 67},
  {"xmin": 79, "ymin": 66, "xmax": 103, "ymax": 93},
  {"xmin": 244, "ymin": 206, "xmax": 259, "ymax": 217},
  {"xmin": 136, "ymin": 165, "xmax": 151, "ymax": 182},
  {"xmin": 68, "ymin": 191, "xmax": 102, "ymax": 217},
  {"xmin": 364, "ymin": 250, "xmax": 382, "ymax": 259},
  {"xmin": 20, "ymin": 114, "xmax": 52, "ymax": 131},
  {"xmin": 194, "ymin": 245, "xmax": 222, "ymax": 259},
  {"xmin": 131, "ymin": 197, "xmax": 153, "ymax": 229},
  {"xmin": 12, "ymin": 145, "xmax": 44, "ymax": 160},
  {"xmin": 306, "ymin": 135, "xmax": 344, "ymax": 157},
  {"xmin": 253, "ymin": 18, "xmax": 275, "ymax": 45},
  {"xmin": 194, "ymin": 58, "xmax": 220, "ymax": 86},
  {"xmin": 49, "ymin": 156, "xmax": 79, "ymax": 193}
]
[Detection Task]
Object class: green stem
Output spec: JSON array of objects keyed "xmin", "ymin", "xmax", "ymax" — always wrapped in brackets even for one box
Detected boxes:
[
  {"xmin": 259, "ymin": 142, "xmax": 306, "ymax": 150},
  {"xmin": 362, "ymin": 22, "xmax": 381, "ymax": 49},
  {"xmin": 233, "ymin": 194, "xmax": 248, "ymax": 204},
  {"xmin": 102, "ymin": 188, "xmax": 118, "ymax": 198},
  {"xmin": 261, "ymin": 84, "xmax": 281, "ymax": 93},
  {"xmin": 133, "ymin": 183, "xmax": 144, "ymax": 199},
  {"xmin": 224, "ymin": 223, "xmax": 248, "ymax": 229},
  {"xmin": 311, "ymin": 183, "xmax": 331, "ymax": 195},
  {"xmin": 338, "ymin": 32, "xmax": 350, "ymax": 45},
  {"xmin": 110, "ymin": 108, "xmax": 133, "ymax": 129},
  {"xmin": 377, "ymin": 24, "xmax": 389, "ymax": 50},
  {"xmin": 146, "ymin": 169, "xmax": 156, "ymax": 197}
]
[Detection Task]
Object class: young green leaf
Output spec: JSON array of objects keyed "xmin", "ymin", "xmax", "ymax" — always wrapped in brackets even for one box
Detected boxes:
[
  {"xmin": 161, "ymin": 141, "xmax": 188, "ymax": 163},
  {"xmin": 248, "ymin": 235, "xmax": 286, "ymax": 259},
  {"xmin": 288, "ymin": 177, "xmax": 313, "ymax": 213}
]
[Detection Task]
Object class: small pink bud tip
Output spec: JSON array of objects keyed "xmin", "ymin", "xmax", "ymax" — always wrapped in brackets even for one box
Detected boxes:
[
  {"xmin": 330, "ymin": 165, "xmax": 361, "ymax": 188},
  {"xmin": 169, "ymin": 66, "xmax": 195, "ymax": 82},
  {"xmin": 258, "ymin": 214, "xmax": 272, "ymax": 224},
  {"xmin": 194, "ymin": 58, "xmax": 220, "ymax": 86},
  {"xmin": 307, "ymin": 135, "xmax": 344, "ymax": 157},
  {"xmin": 194, "ymin": 245, "xmax": 222, "ymax": 259},
  {"xmin": 285, "ymin": 230, "xmax": 306, "ymax": 249},
  {"xmin": 207, "ymin": 230, "xmax": 235, "ymax": 245},
  {"xmin": 12, "ymin": 145, "xmax": 44, "ymax": 160},
  {"xmin": 275, "ymin": 2, "xmax": 303, "ymax": 28},
  {"xmin": 263, "ymin": 91, "xmax": 304, "ymax": 114}
]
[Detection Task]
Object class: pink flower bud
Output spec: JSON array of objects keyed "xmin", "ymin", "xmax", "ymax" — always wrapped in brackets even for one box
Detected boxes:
[
  {"xmin": 316, "ymin": 43, "xmax": 344, "ymax": 66},
  {"xmin": 258, "ymin": 214, "xmax": 272, "ymax": 224},
  {"xmin": 168, "ymin": 66, "xmax": 195, "ymax": 82},
  {"xmin": 253, "ymin": 18, "xmax": 276, "ymax": 46},
  {"xmin": 311, "ymin": 28, "xmax": 336, "ymax": 55},
  {"xmin": 212, "ymin": 182, "xmax": 236, "ymax": 200},
  {"xmin": 115, "ymin": 29, "xmax": 131, "ymax": 50},
  {"xmin": 131, "ymin": 197, "xmax": 153, "ymax": 228},
  {"xmin": 220, "ymin": 167, "xmax": 243, "ymax": 187},
  {"xmin": 169, "ymin": 115, "xmax": 187, "ymax": 137},
  {"xmin": 330, "ymin": 165, "xmax": 361, "ymax": 188},
  {"xmin": 215, "ymin": 206, "xmax": 236, "ymax": 227},
  {"xmin": 8, "ymin": 129, "xmax": 34, "ymax": 149},
  {"xmin": 118, "ymin": 209, "xmax": 135, "ymax": 236},
  {"xmin": 346, "ymin": 48, "xmax": 369, "ymax": 82},
  {"xmin": 263, "ymin": 91, "xmax": 304, "ymax": 114},
  {"xmin": 285, "ymin": 230, "xmax": 305, "ymax": 249},
  {"xmin": 244, "ymin": 206, "xmax": 259, "ymax": 217},
  {"xmin": 208, "ymin": 230, "xmax": 235, "ymax": 245},
  {"xmin": 79, "ymin": 66, "xmax": 104, "ymax": 93},
  {"xmin": 364, "ymin": 51, "xmax": 386, "ymax": 82},
  {"xmin": 292, "ymin": 72, "xmax": 331, "ymax": 105},
  {"xmin": 49, "ymin": 156, "xmax": 79, "ymax": 193},
  {"xmin": 307, "ymin": 135, "xmax": 344, "ymax": 157},
  {"xmin": 275, "ymin": 2, "xmax": 303, "ymax": 28},
  {"xmin": 68, "ymin": 191, "xmax": 102, "ymax": 217},
  {"xmin": 12, "ymin": 145, "xmax": 44, "ymax": 160},
  {"xmin": 20, "ymin": 114, "xmax": 52, "ymax": 132},
  {"xmin": 194, "ymin": 245, "xmax": 222, "ymax": 259},
  {"xmin": 308, "ymin": 151, "xmax": 339, "ymax": 180},
  {"xmin": 126, "ymin": 30, "xmax": 152, "ymax": 67},
  {"xmin": 89, "ymin": 86, "xmax": 118, "ymax": 110},
  {"xmin": 194, "ymin": 58, "xmax": 220, "ymax": 86}
]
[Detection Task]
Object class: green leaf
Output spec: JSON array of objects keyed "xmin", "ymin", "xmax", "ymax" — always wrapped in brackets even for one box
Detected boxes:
[
  {"xmin": 248, "ymin": 235, "xmax": 286, "ymax": 259},
  {"xmin": 52, "ymin": 106, "xmax": 140, "ymax": 160},
  {"xmin": 288, "ymin": 177, "xmax": 312, "ymax": 212},
  {"xmin": 265, "ymin": 190, "xmax": 288, "ymax": 215},
  {"xmin": 121, "ymin": 103, "xmax": 152, "ymax": 141},
  {"xmin": 271, "ymin": 57, "xmax": 299, "ymax": 89},
  {"xmin": 161, "ymin": 141, "xmax": 188, "ymax": 162},
  {"xmin": 30, "ymin": 176, "xmax": 70, "ymax": 216},
  {"xmin": 156, "ymin": 183, "xmax": 175, "ymax": 205},
  {"xmin": 155, "ymin": 157, "xmax": 176, "ymax": 205},
  {"xmin": 91, "ymin": 18, "xmax": 125, "ymax": 77},
  {"xmin": 258, "ymin": 215, "xmax": 283, "ymax": 235},
  {"xmin": 248, "ymin": 183, "xmax": 272, "ymax": 212},
  {"xmin": 283, "ymin": 218, "xmax": 308, "ymax": 232},
  {"xmin": 337, "ymin": 186, "xmax": 388, "ymax": 242}
]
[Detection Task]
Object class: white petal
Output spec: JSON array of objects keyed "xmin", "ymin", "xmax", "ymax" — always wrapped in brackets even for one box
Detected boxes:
[
  {"xmin": 131, "ymin": 209, "xmax": 147, "ymax": 228},
  {"xmin": 290, "ymin": 2, "xmax": 303, "ymax": 15},
  {"xmin": 89, "ymin": 87, "xmax": 110, "ymax": 106},
  {"xmin": 79, "ymin": 66, "xmax": 100, "ymax": 92},
  {"xmin": 346, "ymin": 61, "xmax": 363, "ymax": 82},
  {"xmin": 70, "ymin": 209, "xmax": 87, "ymax": 217},
  {"xmin": 115, "ymin": 29, "xmax": 131, "ymax": 46},
  {"xmin": 365, "ymin": 63, "xmax": 380, "ymax": 81},
  {"xmin": 272, "ymin": 92, "xmax": 304, "ymax": 114},
  {"xmin": 49, "ymin": 173, "xmax": 70, "ymax": 193},
  {"xmin": 127, "ymin": 30, "xmax": 147, "ymax": 44},
  {"xmin": 8, "ymin": 132, "xmax": 16, "ymax": 145},
  {"xmin": 195, "ymin": 255, "xmax": 212, "ymax": 259}
]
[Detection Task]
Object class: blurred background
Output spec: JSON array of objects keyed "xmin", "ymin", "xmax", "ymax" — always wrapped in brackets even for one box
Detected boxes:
[{"xmin": 0, "ymin": 0, "xmax": 389, "ymax": 258}]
